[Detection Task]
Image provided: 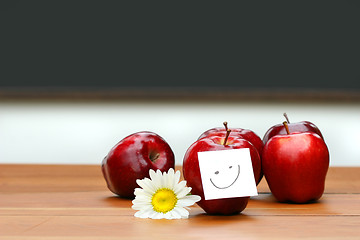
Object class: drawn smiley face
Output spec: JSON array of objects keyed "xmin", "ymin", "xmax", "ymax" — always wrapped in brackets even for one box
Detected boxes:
[
  {"xmin": 198, "ymin": 149, "xmax": 258, "ymax": 200},
  {"xmin": 210, "ymin": 164, "xmax": 240, "ymax": 189}
]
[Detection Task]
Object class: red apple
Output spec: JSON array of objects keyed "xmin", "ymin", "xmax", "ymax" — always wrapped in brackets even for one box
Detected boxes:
[
  {"xmin": 199, "ymin": 122, "xmax": 264, "ymax": 156},
  {"xmin": 263, "ymin": 113, "xmax": 324, "ymax": 144},
  {"xmin": 102, "ymin": 131, "xmax": 175, "ymax": 198},
  {"xmin": 198, "ymin": 122, "xmax": 264, "ymax": 185},
  {"xmin": 262, "ymin": 122, "xmax": 329, "ymax": 203},
  {"xmin": 183, "ymin": 131, "xmax": 261, "ymax": 215}
]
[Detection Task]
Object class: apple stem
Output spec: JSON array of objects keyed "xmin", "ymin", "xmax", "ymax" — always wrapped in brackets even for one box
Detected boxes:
[
  {"xmin": 149, "ymin": 152, "xmax": 160, "ymax": 162},
  {"xmin": 283, "ymin": 121, "xmax": 290, "ymax": 135},
  {"xmin": 223, "ymin": 121, "xmax": 228, "ymax": 131},
  {"xmin": 223, "ymin": 129, "xmax": 231, "ymax": 145},
  {"xmin": 283, "ymin": 112, "xmax": 290, "ymax": 123}
]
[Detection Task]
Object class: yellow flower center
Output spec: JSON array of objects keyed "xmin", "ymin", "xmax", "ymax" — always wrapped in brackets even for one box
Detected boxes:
[{"xmin": 151, "ymin": 188, "xmax": 178, "ymax": 213}]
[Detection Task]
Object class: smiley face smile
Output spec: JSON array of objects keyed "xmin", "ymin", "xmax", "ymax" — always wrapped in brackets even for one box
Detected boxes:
[{"xmin": 210, "ymin": 165, "xmax": 240, "ymax": 189}]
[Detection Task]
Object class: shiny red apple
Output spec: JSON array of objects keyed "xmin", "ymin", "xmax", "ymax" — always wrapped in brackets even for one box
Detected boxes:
[
  {"xmin": 263, "ymin": 113, "xmax": 324, "ymax": 144},
  {"xmin": 199, "ymin": 122, "xmax": 264, "ymax": 185},
  {"xmin": 183, "ymin": 131, "xmax": 261, "ymax": 215},
  {"xmin": 199, "ymin": 122, "xmax": 264, "ymax": 156},
  {"xmin": 102, "ymin": 131, "xmax": 175, "ymax": 198},
  {"xmin": 262, "ymin": 122, "xmax": 329, "ymax": 203}
]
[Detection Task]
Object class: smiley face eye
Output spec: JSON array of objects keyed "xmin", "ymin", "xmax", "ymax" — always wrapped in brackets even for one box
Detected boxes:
[
  {"xmin": 229, "ymin": 166, "xmax": 232, "ymax": 169},
  {"xmin": 215, "ymin": 171, "xmax": 219, "ymax": 175}
]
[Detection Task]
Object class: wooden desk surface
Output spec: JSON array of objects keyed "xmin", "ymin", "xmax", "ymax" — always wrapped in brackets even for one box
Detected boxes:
[{"xmin": 1, "ymin": 164, "xmax": 359, "ymax": 240}]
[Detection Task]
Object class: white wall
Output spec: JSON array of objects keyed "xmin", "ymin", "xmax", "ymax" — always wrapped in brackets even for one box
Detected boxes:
[{"xmin": 0, "ymin": 101, "xmax": 359, "ymax": 166}]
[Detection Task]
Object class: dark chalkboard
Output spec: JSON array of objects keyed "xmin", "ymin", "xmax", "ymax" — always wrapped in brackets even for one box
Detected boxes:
[{"xmin": 1, "ymin": 1, "xmax": 360, "ymax": 94}]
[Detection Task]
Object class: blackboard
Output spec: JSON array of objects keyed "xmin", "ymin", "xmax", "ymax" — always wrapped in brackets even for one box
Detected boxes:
[{"xmin": 1, "ymin": 1, "xmax": 360, "ymax": 94}]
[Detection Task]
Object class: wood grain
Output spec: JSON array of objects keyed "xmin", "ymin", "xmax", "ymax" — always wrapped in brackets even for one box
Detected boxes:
[{"xmin": 0, "ymin": 164, "xmax": 359, "ymax": 239}]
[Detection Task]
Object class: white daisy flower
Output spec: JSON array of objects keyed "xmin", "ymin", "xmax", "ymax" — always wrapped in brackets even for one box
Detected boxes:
[{"xmin": 132, "ymin": 168, "xmax": 201, "ymax": 219}]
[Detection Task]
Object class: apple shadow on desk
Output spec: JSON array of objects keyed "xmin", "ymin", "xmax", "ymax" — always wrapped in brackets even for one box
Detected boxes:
[
  {"xmin": 103, "ymin": 195, "xmax": 133, "ymax": 208},
  {"xmin": 189, "ymin": 211, "xmax": 257, "ymax": 225},
  {"xmin": 248, "ymin": 193, "xmax": 339, "ymax": 216},
  {"xmin": 250, "ymin": 193, "xmax": 325, "ymax": 205}
]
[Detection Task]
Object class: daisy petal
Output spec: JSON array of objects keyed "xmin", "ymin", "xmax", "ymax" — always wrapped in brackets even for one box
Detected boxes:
[
  {"xmin": 170, "ymin": 208, "xmax": 182, "ymax": 219},
  {"xmin": 166, "ymin": 168, "xmax": 175, "ymax": 189},
  {"xmin": 177, "ymin": 195, "xmax": 201, "ymax": 207},
  {"xmin": 134, "ymin": 211, "xmax": 143, "ymax": 218},
  {"xmin": 152, "ymin": 212, "xmax": 164, "ymax": 219},
  {"xmin": 186, "ymin": 194, "xmax": 202, "ymax": 202},
  {"xmin": 174, "ymin": 180, "xmax": 187, "ymax": 195},
  {"xmin": 149, "ymin": 169, "xmax": 157, "ymax": 181},
  {"xmin": 168, "ymin": 168, "xmax": 174, "ymax": 175},
  {"xmin": 176, "ymin": 186, "xmax": 192, "ymax": 199},
  {"xmin": 164, "ymin": 211, "xmax": 173, "ymax": 219},
  {"xmin": 136, "ymin": 178, "xmax": 155, "ymax": 194},
  {"xmin": 173, "ymin": 170, "xmax": 181, "ymax": 187},
  {"xmin": 174, "ymin": 206, "xmax": 190, "ymax": 218},
  {"xmin": 148, "ymin": 210, "xmax": 158, "ymax": 219},
  {"xmin": 132, "ymin": 202, "xmax": 152, "ymax": 210},
  {"xmin": 132, "ymin": 199, "xmax": 151, "ymax": 206},
  {"xmin": 134, "ymin": 188, "xmax": 153, "ymax": 199},
  {"xmin": 134, "ymin": 188, "xmax": 143, "ymax": 195},
  {"xmin": 133, "ymin": 193, "xmax": 150, "ymax": 200},
  {"xmin": 156, "ymin": 169, "xmax": 164, "ymax": 188},
  {"xmin": 149, "ymin": 169, "xmax": 162, "ymax": 189},
  {"xmin": 134, "ymin": 208, "xmax": 150, "ymax": 218}
]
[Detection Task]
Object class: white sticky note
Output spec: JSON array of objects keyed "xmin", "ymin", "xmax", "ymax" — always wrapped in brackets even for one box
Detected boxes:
[{"xmin": 198, "ymin": 148, "xmax": 258, "ymax": 200}]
